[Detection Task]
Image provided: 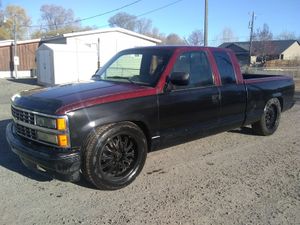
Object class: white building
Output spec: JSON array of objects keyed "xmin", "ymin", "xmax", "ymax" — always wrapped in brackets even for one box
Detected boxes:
[{"xmin": 37, "ymin": 28, "xmax": 161, "ymax": 86}]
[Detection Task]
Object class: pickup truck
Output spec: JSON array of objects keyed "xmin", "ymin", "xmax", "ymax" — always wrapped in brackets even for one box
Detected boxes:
[{"xmin": 6, "ymin": 46, "xmax": 295, "ymax": 190}]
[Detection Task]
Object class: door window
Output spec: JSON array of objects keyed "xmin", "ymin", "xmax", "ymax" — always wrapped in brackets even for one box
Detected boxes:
[{"xmin": 171, "ymin": 51, "xmax": 213, "ymax": 89}]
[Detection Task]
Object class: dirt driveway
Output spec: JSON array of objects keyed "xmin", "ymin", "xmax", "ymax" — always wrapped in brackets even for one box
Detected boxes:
[{"xmin": 0, "ymin": 78, "xmax": 299, "ymax": 225}]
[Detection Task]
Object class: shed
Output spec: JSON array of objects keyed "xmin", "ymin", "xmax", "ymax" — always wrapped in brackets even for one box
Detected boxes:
[
  {"xmin": 36, "ymin": 43, "xmax": 97, "ymax": 85},
  {"xmin": 37, "ymin": 27, "xmax": 161, "ymax": 85}
]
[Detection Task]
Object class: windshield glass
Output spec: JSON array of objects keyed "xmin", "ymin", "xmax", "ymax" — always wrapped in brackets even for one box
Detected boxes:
[{"xmin": 94, "ymin": 49, "xmax": 172, "ymax": 87}]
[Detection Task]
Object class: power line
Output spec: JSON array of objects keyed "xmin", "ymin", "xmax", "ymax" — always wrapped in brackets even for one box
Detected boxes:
[
  {"xmin": 97, "ymin": 0, "xmax": 185, "ymax": 29},
  {"xmin": 24, "ymin": 0, "xmax": 143, "ymax": 29},
  {"xmin": 136, "ymin": 0, "xmax": 184, "ymax": 17}
]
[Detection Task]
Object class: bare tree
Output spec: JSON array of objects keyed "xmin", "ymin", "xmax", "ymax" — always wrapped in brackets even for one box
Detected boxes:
[
  {"xmin": 253, "ymin": 23, "xmax": 273, "ymax": 41},
  {"xmin": 221, "ymin": 27, "xmax": 237, "ymax": 42},
  {"xmin": 251, "ymin": 23, "xmax": 275, "ymax": 63},
  {"xmin": 0, "ymin": 4, "xmax": 31, "ymax": 40},
  {"xmin": 135, "ymin": 18, "xmax": 152, "ymax": 35},
  {"xmin": 108, "ymin": 12, "xmax": 137, "ymax": 31},
  {"xmin": 108, "ymin": 12, "xmax": 169, "ymax": 41},
  {"xmin": 40, "ymin": 4, "xmax": 80, "ymax": 32},
  {"xmin": 277, "ymin": 31, "xmax": 296, "ymax": 40},
  {"xmin": 31, "ymin": 4, "xmax": 90, "ymax": 38},
  {"xmin": 186, "ymin": 29, "xmax": 203, "ymax": 46},
  {"xmin": 164, "ymin": 33, "xmax": 185, "ymax": 45}
]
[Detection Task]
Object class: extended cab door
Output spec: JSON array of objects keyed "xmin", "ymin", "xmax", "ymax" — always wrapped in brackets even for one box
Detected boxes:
[
  {"xmin": 158, "ymin": 50, "xmax": 221, "ymax": 144},
  {"xmin": 211, "ymin": 50, "xmax": 247, "ymax": 130}
]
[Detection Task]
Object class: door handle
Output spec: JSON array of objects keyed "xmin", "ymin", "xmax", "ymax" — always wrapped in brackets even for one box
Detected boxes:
[{"xmin": 211, "ymin": 94, "xmax": 220, "ymax": 103}]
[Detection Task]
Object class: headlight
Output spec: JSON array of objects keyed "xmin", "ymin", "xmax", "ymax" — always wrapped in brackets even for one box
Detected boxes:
[
  {"xmin": 36, "ymin": 116, "xmax": 56, "ymax": 129},
  {"xmin": 36, "ymin": 116, "xmax": 67, "ymax": 130},
  {"xmin": 35, "ymin": 115, "xmax": 69, "ymax": 147}
]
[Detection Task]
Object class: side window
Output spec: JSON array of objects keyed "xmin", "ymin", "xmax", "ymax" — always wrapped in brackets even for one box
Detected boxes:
[
  {"xmin": 212, "ymin": 51, "xmax": 236, "ymax": 84},
  {"xmin": 171, "ymin": 51, "xmax": 213, "ymax": 89}
]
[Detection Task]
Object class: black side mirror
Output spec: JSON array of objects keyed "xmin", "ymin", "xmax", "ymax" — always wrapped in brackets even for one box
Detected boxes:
[
  {"xmin": 91, "ymin": 74, "xmax": 99, "ymax": 80},
  {"xmin": 169, "ymin": 72, "xmax": 190, "ymax": 86}
]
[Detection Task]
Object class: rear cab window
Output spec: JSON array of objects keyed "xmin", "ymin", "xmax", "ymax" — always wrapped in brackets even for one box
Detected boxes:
[{"xmin": 212, "ymin": 51, "xmax": 236, "ymax": 85}]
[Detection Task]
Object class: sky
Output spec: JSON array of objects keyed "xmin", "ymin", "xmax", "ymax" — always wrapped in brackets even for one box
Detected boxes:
[{"xmin": 2, "ymin": 0, "xmax": 300, "ymax": 46}]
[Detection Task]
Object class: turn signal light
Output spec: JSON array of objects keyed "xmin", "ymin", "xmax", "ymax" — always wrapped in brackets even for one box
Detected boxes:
[
  {"xmin": 56, "ymin": 118, "xmax": 67, "ymax": 130},
  {"xmin": 58, "ymin": 134, "xmax": 68, "ymax": 147}
]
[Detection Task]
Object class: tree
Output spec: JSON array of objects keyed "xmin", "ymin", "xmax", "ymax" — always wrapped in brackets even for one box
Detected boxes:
[
  {"xmin": 253, "ymin": 23, "xmax": 273, "ymax": 41},
  {"xmin": 108, "ymin": 12, "xmax": 137, "ymax": 31},
  {"xmin": 186, "ymin": 29, "xmax": 203, "ymax": 46},
  {"xmin": 108, "ymin": 12, "xmax": 163, "ymax": 40},
  {"xmin": 135, "ymin": 18, "xmax": 152, "ymax": 35},
  {"xmin": 0, "ymin": 4, "xmax": 31, "ymax": 40},
  {"xmin": 108, "ymin": 12, "xmax": 185, "ymax": 44},
  {"xmin": 221, "ymin": 27, "xmax": 237, "ymax": 43},
  {"xmin": 252, "ymin": 24, "xmax": 274, "ymax": 63},
  {"xmin": 40, "ymin": 4, "xmax": 80, "ymax": 31},
  {"xmin": 164, "ymin": 33, "xmax": 185, "ymax": 45},
  {"xmin": 277, "ymin": 31, "xmax": 296, "ymax": 40}
]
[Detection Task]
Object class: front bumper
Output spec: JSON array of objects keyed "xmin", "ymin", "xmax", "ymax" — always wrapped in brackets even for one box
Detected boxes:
[{"xmin": 6, "ymin": 122, "xmax": 81, "ymax": 182}]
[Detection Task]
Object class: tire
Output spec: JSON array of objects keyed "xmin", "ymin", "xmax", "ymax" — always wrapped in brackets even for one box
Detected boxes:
[
  {"xmin": 252, "ymin": 98, "xmax": 281, "ymax": 136},
  {"xmin": 81, "ymin": 122, "xmax": 147, "ymax": 190}
]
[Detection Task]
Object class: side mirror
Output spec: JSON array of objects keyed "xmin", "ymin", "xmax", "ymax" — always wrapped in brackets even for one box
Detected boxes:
[
  {"xmin": 169, "ymin": 72, "xmax": 190, "ymax": 86},
  {"xmin": 91, "ymin": 74, "xmax": 99, "ymax": 80}
]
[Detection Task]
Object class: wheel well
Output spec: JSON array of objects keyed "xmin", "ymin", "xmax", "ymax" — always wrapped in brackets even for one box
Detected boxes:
[
  {"xmin": 131, "ymin": 121, "xmax": 152, "ymax": 151},
  {"xmin": 277, "ymin": 97, "xmax": 283, "ymax": 111}
]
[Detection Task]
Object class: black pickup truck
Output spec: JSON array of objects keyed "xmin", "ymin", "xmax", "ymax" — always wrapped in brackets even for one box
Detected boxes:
[{"xmin": 6, "ymin": 46, "xmax": 295, "ymax": 190}]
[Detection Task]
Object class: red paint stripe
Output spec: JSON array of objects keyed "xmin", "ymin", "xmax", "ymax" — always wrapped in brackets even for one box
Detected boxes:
[
  {"xmin": 244, "ymin": 76, "xmax": 291, "ymax": 84},
  {"xmin": 56, "ymin": 88, "xmax": 157, "ymax": 114}
]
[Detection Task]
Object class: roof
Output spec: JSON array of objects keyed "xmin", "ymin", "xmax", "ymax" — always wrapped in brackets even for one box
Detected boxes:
[
  {"xmin": 219, "ymin": 40, "xmax": 299, "ymax": 55},
  {"xmin": 0, "ymin": 38, "xmax": 40, "ymax": 47},
  {"xmin": 41, "ymin": 27, "xmax": 161, "ymax": 44}
]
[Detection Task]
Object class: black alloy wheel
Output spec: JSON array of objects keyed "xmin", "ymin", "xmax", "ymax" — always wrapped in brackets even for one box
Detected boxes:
[
  {"xmin": 252, "ymin": 98, "xmax": 281, "ymax": 136},
  {"xmin": 100, "ymin": 134, "xmax": 138, "ymax": 178},
  {"xmin": 265, "ymin": 104, "xmax": 278, "ymax": 130},
  {"xmin": 82, "ymin": 122, "xmax": 147, "ymax": 190}
]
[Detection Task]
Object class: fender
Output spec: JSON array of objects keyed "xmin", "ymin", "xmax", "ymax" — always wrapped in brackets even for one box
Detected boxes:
[{"xmin": 67, "ymin": 95, "xmax": 159, "ymax": 149}]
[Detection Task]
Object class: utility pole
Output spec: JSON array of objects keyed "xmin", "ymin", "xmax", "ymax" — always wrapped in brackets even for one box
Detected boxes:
[
  {"xmin": 13, "ymin": 14, "xmax": 18, "ymax": 79},
  {"xmin": 204, "ymin": 0, "xmax": 208, "ymax": 46},
  {"xmin": 248, "ymin": 11, "xmax": 255, "ymax": 65}
]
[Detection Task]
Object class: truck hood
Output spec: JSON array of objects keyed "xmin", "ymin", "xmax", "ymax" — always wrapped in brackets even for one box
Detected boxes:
[{"xmin": 12, "ymin": 80, "xmax": 156, "ymax": 115}]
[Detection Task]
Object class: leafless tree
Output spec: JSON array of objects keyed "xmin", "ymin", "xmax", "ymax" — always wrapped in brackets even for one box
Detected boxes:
[
  {"xmin": 40, "ymin": 4, "xmax": 80, "ymax": 32},
  {"xmin": 164, "ymin": 33, "xmax": 186, "ymax": 45},
  {"xmin": 253, "ymin": 23, "xmax": 273, "ymax": 41},
  {"xmin": 252, "ymin": 23, "xmax": 275, "ymax": 63},
  {"xmin": 221, "ymin": 27, "xmax": 237, "ymax": 42},
  {"xmin": 277, "ymin": 31, "xmax": 296, "ymax": 40},
  {"xmin": 108, "ymin": 12, "xmax": 171, "ymax": 42},
  {"xmin": 186, "ymin": 29, "xmax": 203, "ymax": 46},
  {"xmin": 135, "ymin": 18, "xmax": 152, "ymax": 35},
  {"xmin": 108, "ymin": 12, "xmax": 137, "ymax": 31}
]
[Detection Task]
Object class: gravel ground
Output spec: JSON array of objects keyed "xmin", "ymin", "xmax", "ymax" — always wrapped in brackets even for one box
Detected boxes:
[{"xmin": 0, "ymin": 78, "xmax": 299, "ymax": 225}]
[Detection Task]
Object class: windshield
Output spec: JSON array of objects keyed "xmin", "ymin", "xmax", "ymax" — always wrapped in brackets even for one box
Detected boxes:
[{"xmin": 94, "ymin": 49, "xmax": 172, "ymax": 87}]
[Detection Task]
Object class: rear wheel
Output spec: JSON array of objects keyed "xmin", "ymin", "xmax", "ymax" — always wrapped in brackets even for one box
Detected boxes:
[
  {"xmin": 81, "ymin": 122, "xmax": 147, "ymax": 190},
  {"xmin": 252, "ymin": 98, "xmax": 281, "ymax": 136}
]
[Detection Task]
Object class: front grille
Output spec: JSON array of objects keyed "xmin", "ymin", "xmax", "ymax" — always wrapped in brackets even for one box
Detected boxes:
[
  {"xmin": 11, "ymin": 106, "xmax": 35, "ymax": 125},
  {"xmin": 16, "ymin": 124, "xmax": 37, "ymax": 139},
  {"xmin": 11, "ymin": 106, "xmax": 37, "ymax": 141}
]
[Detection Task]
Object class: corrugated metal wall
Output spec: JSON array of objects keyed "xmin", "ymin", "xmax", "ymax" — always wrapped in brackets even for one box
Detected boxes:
[{"xmin": 0, "ymin": 41, "xmax": 39, "ymax": 71}]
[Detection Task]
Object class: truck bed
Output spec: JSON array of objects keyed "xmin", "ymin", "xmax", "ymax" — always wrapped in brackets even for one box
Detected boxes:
[{"xmin": 242, "ymin": 73, "xmax": 290, "ymax": 84}]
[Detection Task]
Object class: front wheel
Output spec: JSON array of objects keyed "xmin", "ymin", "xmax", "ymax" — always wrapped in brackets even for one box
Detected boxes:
[
  {"xmin": 252, "ymin": 98, "xmax": 281, "ymax": 136},
  {"xmin": 81, "ymin": 122, "xmax": 147, "ymax": 190}
]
